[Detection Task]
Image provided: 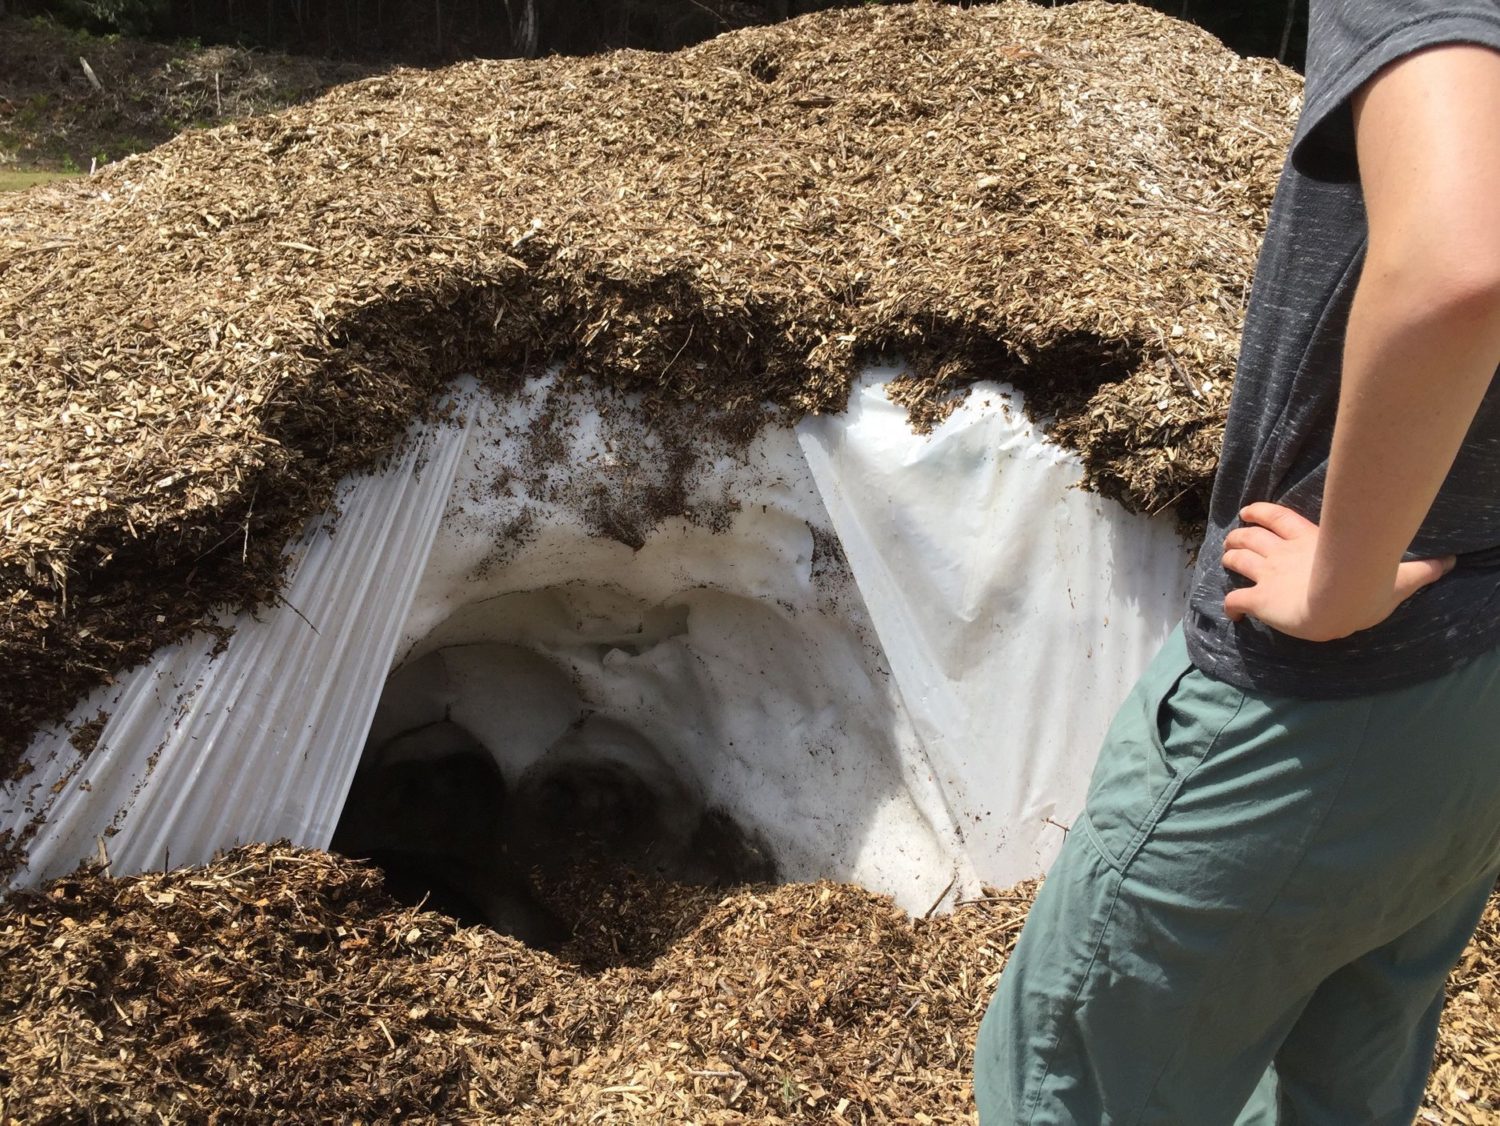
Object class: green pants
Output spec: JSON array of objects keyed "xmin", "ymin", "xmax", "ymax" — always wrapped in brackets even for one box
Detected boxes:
[{"xmin": 975, "ymin": 627, "xmax": 1500, "ymax": 1125}]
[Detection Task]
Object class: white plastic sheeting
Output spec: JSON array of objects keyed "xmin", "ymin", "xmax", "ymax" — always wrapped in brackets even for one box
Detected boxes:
[
  {"xmin": 3, "ymin": 370, "xmax": 1193, "ymax": 912},
  {"xmin": 1, "ymin": 399, "xmax": 474, "ymax": 888},
  {"xmin": 799, "ymin": 377, "xmax": 1192, "ymax": 889}
]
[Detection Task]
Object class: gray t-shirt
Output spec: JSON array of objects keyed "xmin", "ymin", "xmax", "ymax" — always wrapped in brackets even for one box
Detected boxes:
[{"xmin": 1184, "ymin": 0, "xmax": 1500, "ymax": 698}]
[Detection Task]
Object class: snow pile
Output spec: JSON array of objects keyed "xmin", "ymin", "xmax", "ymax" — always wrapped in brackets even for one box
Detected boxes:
[{"xmin": 4, "ymin": 372, "xmax": 1190, "ymax": 910}]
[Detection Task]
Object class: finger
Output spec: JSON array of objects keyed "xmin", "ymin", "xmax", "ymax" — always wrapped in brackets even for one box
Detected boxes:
[
  {"xmin": 1224, "ymin": 587, "xmax": 1258, "ymax": 622},
  {"xmin": 1223, "ymin": 526, "xmax": 1280, "ymax": 556},
  {"xmin": 1222, "ymin": 548, "xmax": 1267, "ymax": 583},
  {"xmin": 1239, "ymin": 502, "xmax": 1316, "ymax": 540},
  {"xmin": 1393, "ymin": 556, "xmax": 1456, "ymax": 600}
]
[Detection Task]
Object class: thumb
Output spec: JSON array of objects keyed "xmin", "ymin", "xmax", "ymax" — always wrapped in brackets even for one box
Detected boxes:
[
  {"xmin": 1224, "ymin": 586, "xmax": 1257, "ymax": 622},
  {"xmin": 1394, "ymin": 556, "xmax": 1455, "ymax": 600}
]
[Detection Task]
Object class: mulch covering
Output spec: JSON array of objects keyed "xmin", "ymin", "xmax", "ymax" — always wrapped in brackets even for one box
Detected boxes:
[
  {"xmin": 0, "ymin": 845, "xmax": 1496, "ymax": 1124},
  {"xmin": 0, "ymin": 1, "xmax": 1300, "ymax": 762}
]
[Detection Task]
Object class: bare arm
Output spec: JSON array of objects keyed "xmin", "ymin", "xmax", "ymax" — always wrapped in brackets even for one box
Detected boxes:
[{"xmin": 1224, "ymin": 43, "xmax": 1500, "ymax": 642}]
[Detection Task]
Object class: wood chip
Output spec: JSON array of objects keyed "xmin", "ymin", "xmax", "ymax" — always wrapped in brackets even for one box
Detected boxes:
[{"xmin": 1, "ymin": 844, "xmax": 1494, "ymax": 1123}]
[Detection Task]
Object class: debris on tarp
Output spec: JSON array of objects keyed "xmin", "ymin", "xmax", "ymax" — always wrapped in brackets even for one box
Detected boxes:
[
  {"xmin": 0, "ymin": 845, "xmax": 1494, "ymax": 1123},
  {"xmin": 0, "ymin": 1, "xmax": 1300, "ymax": 760}
]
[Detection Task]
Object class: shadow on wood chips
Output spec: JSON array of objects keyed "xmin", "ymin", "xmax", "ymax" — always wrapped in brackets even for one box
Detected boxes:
[
  {"xmin": 0, "ymin": 844, "xmax": 1495, "ymax": 1123},
  {"xmin": 1, "ymin": 3, "xmax": 1297, "ymax": 759}
]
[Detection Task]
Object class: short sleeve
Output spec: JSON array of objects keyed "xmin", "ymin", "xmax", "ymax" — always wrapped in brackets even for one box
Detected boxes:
[{"xmin": 1292, "ymin": 0, "xmax": 1500, "ymax": 182}]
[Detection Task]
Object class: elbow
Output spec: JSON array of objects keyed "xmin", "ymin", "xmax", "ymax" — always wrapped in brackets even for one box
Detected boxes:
[
  {"xmin": 1428, "ymin": 259, "xmax": 1500, "ymax": 322},
  {"xmin": 1365, "ymin": 246, "xmax": 1500, "ymax": 325}
]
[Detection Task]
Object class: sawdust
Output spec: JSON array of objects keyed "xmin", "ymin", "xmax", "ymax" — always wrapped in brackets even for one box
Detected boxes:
[{"xmin": 0, "ymin": 845, "xmax": 1494, "ymax": 1123}]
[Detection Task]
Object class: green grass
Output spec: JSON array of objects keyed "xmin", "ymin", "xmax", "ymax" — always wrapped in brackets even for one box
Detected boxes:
[{"xmin": 0, "ymin": 169, "xmax": 82, "ymax": 192}]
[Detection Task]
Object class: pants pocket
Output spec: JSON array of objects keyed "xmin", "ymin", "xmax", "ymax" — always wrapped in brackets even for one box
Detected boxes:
[{"xmin": 1082, "ymin": 630, "xmax": 1218, "ymax": 871}]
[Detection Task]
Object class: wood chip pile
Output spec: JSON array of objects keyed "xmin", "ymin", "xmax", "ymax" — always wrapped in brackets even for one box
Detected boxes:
[
  {"xmin": 0, "ymin": 17, "xmax": 373, "ymax": 172},
  {"xmin": 0, "ymin": 845, "xmax": 1495, "ymax": 1123},
  {"xmin": 0, "ymin": 1, "xmax": 1300, "ymax": 762}
]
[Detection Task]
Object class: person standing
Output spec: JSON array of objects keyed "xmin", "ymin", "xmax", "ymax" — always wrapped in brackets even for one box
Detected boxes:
[{"xmin": 973, "ymin": 1, "xmax": 1500, "ymax": 1122}]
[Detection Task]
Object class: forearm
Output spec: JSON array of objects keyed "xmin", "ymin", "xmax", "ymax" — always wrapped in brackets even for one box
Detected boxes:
[{"xmin": 1310, "ymin": 264, "xmax": 1500, "ymax": 618}]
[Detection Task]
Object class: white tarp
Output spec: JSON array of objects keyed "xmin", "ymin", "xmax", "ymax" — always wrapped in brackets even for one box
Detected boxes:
[
  {"xmin": 2, "ymin": 398, "xmax": 473, "ymax": 887},
  {"xmin": 3, "ymin": 371, "xmax": 1192, "ymax": 911},
  {"xmin": 799, "ymin": 377, "xmax": 1191, "ymax": 889}
]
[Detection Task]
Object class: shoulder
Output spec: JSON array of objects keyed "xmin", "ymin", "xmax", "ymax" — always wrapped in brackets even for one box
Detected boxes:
[{"xmin": 1294, "ymin": 0, "xmax": 1500, "ymax": 181}]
